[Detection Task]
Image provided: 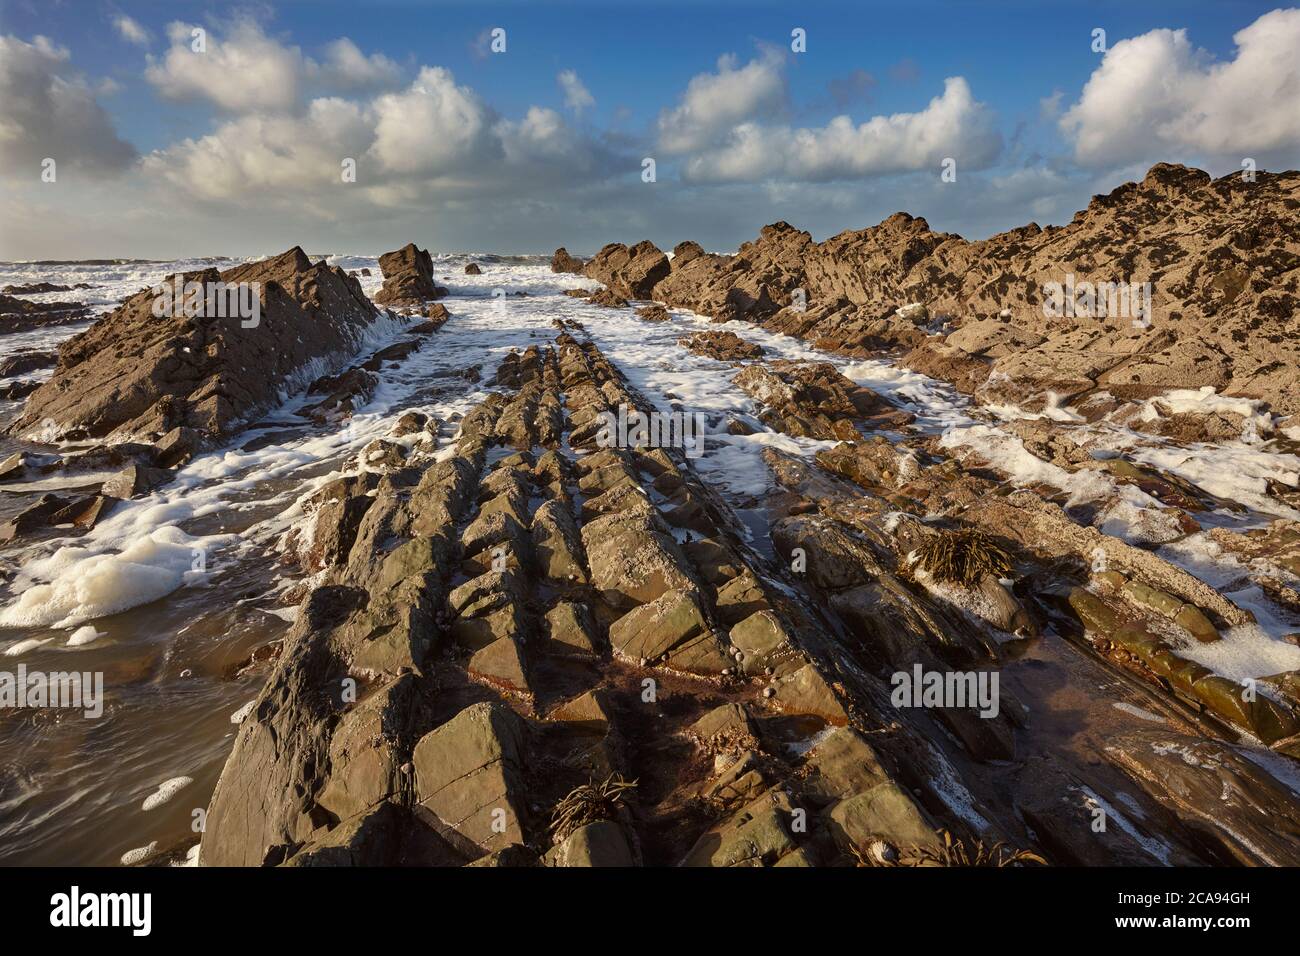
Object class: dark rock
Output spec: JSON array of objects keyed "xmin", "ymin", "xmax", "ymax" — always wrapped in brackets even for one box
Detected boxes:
[
  {"xmin": 3, "ymin": 281, "xmax": 92, "ymax": 294},
  {"xmin": 8, "ymin": 248, "xmax": 379, "ymax": 441},
  {"xmin": 0, "ymin": 350, "xmax": 57, "ymax": 377},
  {"xmin": 584, "ymin": 240, "xmax": 671, "ymax": 299},
  {"xmin": 101, "ymin": 463, "xmax": 171, "ymax": 499},
  {"xmin": 374, "ymin": 243, "xmax": 447, "ymax": 306},
  {"xmin": 550, "ymin": 247, "xmax": 586, "ymax": 274},
  {"xmin": 0, "ymin": 379, "xmax": 39, "ymax": 400},
  {"xmin": 0, "ymin": 294, "xmax": 93, "ymax": 334}
]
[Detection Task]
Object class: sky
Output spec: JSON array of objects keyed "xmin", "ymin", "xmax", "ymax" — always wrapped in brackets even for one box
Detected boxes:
[{"xmin": 1, "ymin": 0, "xmax": 1298, "ymax": 259}]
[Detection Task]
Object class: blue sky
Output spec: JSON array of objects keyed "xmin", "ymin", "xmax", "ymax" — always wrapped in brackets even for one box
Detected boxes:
[{"xmin": 2, "ymin": 1, "xmax": 1298, "ymax": 258}]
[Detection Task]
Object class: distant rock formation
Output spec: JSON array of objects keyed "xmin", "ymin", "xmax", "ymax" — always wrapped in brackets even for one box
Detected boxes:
[
  {"xmin": 373, "ymin": 243, "xmax": 447, "ymax": 305},
  {"xmin": 7, "ymin": 247, "xmax": 379, "ymax": 442},
  {"xmin": 0, "ymin": 293, "xmax": 92, "ymax": 333},
  {"xmin": 549, "ymin": 247, "xmax": 585, "ymax": 274},
  {"xmin": 583, "ymin": 241, "xmax": 669, "ymax": 299},
  {"xmin": 584, "ymin": 164, "xmax": 1300, "ymax": 420},
  {"xmin": 3, "ymin": 282, "xmax": 93, "ymax": 294}
]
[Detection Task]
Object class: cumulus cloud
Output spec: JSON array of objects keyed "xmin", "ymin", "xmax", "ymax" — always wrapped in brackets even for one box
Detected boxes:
[
  {"xmin": 144, "ymin": 17, "xmax": 403, "ymax": 113},
  {"xmin": 142, "ymin": 63, "xmax": 618, "ymax": 207},
  {"xmin": 367, "ymin": 66, "xmax": 494, "ymax": 175},
  {"xmin": 681, "ymin": 76, "xmax": 1001, "ymax": 183},
  {"xmin": 314, "ymin": 38, "xmax": 403, "ymax": 90},
  {"xmin": 1039, "ymin": 90, "xmax": 1063, "ymax": 120},
  {"xmin": 498, "ymin": 106, "xmax": 605, "ymax": 175},
  {"xmin": 146, "ymin": 18, "xmax": 305, "ymax": 112},
  {"xmin": 558, "ymin": 69, "xmax": 595, "ymax": 114},
  {"xmin": 0, "ymin": 34, "xmax": 137, "ymax": 177},
  {"xmin": 1061, "ymin": 8, "xmax": 1300, "ymax": 166},
  {"xmin": 657, "ymin": 49, "xmax": 787, "ymax": 153},
  {"xmin": 142, "ymin": 97, "xmax": 371, "ymax": 206},
  {"xmin": 112, "ymin": 14, "xmax": 150, "ymax": 46}
]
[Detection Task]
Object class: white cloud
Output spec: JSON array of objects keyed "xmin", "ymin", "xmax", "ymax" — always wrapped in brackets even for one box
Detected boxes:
[
  {"xmin": 658, "ymin": 49, "xmax": 787, "ymax": 153},
  {"xmin": 367, "ymin": 66, "xmax": 494, "ymax": 175},
  {"xmin": 113, "ymin": 14, "xmax": 150, "ymax": 46},
  {"xmin": 681, "ymin": 76, "xmax": 1001, "ymax": 183},
  {"xmin": 315, "ymin": 38, "xmax": 402, "ymax": 90},
  {"xmin": 146, "ymin": 18, "xmax": 305, "ymax": 112},
  {"xmin": 0, "ymin": 34, "xmax": 136, "ymax": 177},
  {"xmin": 142, "ymin": 63, "xmax": 617, "ymax": 207},
  {"xmin": 1038, "ymin": 90, "xmax": 1063, "ymax": 119},
  {"xmin": 144, "ymin": 17, "xmax": 402, "ymax": 114},
  {"xmin": 498, "ymin": 106, "xmax": 600, "ymax": 174},
  {"xmin": 557, "ymin": 69, "xmax": 594, "ymax": 114},
  {"xmin": 142, "ymin": 97, "xmax": 371, "ymax": 206},
  {"xmin": 1061, "ymin": 9, "xmax": 1300, "ymax": 166}
]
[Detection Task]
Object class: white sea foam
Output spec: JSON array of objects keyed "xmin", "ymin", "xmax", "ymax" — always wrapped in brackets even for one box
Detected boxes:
[
  {"xmin": 230, "ymin": 699, "xmax": 257, "ymax": 724},
  {"xmin": 141, "ymin": 776, "xmax": 193, "ymax": 811},
  {"xmin": 3, "ymin": 637, "xmax": 53, "ymax": 656},
  {"xmin": 65, "ymin": 625, "xmax": 105, "ymax": 646},
  {"xmin": 119, "ymin": 841, "xmax": 158, "ymax": 866}
]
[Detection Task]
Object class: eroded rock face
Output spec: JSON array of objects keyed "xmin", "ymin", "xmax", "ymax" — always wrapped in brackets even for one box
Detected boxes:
[
  {"xmin": 193, "ymin": 311, "xmax": 1300, "ymax": 870},
  {"xmin": 550, "ymin": 247, "xmax": 585, "ymax": 274},
  {"xmin": 0, "ymin": 293, "xmax": 92, "ymax": 334},
  {"xmin": 1105, "ymin": 731, "xmax": 1300, "ymax": 866},
  {"xmin": 374, "ymin": 243, "xmax": 446, "ymax": 306},
  {"xmin": 8, "ymin": 247, "xmax": 379, "ymax": 442},
  {"xmin": 412, "ymin": 701, "xmax": 528, "ymax": 856},
  {"xmin": 617, "ymin": 164, "xmax": 1300, "ymax": 415},
  {"xmin": 732, "ymin": 361, "xmax": 881, "ymax": 441},
  {"xmin": 679, "ymin": 330, "xmax": 764, "ymax": 362},
  {"xmin": 583, "ymin": 240, "xmax": 671, "ymax": 299}
]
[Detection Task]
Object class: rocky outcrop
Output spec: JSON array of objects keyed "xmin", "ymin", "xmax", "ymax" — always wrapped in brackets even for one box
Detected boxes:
[
  {"xmin": 0, "ymin": 350, "xmax": 56, "ymax": 377},
  {"xmin": 0, "ymin": 293, "xmax": 92, "ymax": 333},
  {"xmin": 374, "ymin": 243, "xmax": 446, "ymax": 306},
  {"xmin": 549, "ymin": 248, "xmax": 585, "ymax": 274},
  {"xmin": 583, "ymin": 240, "xmax": 670, "ymax": 299},
  {"xmin": 593, "ymin": 164, "xmax": 1300, "ymax": 416},
  {"xmin": 199, "ymin": 336, "xmax": 1027, "ymax": 868},
  {"xmin": 3, "ymin": 281, "xmax": 92, "ymax": 294},
  {"xmin": 732, "ymin": 361, "xmax": 882, "ymax": 441},
  {"xmin": 7, "ymin": 247, "xmax": 380, "ymax": 442},
  {"xmin": 679, "ymin": 330, "xmax": 764, "ymax": 362},
  {"xmin": 191, "ymin": 244, "xmax": 1300, "ymax": 870}
]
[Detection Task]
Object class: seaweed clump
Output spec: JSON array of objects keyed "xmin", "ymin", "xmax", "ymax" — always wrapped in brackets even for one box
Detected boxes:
[{"xmin": 911, "ymin": 527, "xmax": 1013, "ymax": 587}]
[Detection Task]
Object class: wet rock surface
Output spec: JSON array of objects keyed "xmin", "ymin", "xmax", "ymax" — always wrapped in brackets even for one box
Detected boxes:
[
  {"xmin": 7, "ymin": 247, "xmax": 381, "ymax": 443},
  {"xmin": 5, "ymin": 187, "xmax": 1300, "ymax": 869},
  {"xmin": 374, "ymin": 243, "xmax": 447, "ymax": 306},
  {"xmin": 549, "ymin": 248, "xmax": 586, "ymax": 274},
  {"xmin": 588, "ymin": 163, "xmax": 1300, "ymax": 418},
  {"xmin": 193, "ymin": 310, "xmax": 1300, "ymax": 868},
  {"xmin": 198, "ymin": 339, "xmax": 1016, "ymax": 867},
  {"xmin": 0, "ymin": 293, "xmax": 93, "ymax": 333}
]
